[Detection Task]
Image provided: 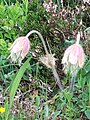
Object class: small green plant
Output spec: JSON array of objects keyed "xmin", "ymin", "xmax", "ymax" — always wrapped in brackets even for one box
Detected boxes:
[
  {"xmin": 0, "ymin": 0, "xmax": 28, "ymax": 41},
  {"xmin": 0, "ymin": 39, "xmax": 9, "ymax": 55}
]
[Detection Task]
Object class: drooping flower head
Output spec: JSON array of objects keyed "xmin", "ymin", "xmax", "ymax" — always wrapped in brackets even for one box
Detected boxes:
[
  {"xmin": 8, "ymin": 36, "xmax": 30, "ymax": 65},
  {"xmin": 62, "ymin": 33, "xmax": 85, "ymax": 76}
]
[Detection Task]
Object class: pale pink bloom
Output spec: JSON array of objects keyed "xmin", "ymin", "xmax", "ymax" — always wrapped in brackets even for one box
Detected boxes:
[
  {"xmin": 8, "ymin": 37, "xmax": 30, "ymax": 64},
  {"xmin": 62, "ymin": 32, "xmax": 85, "ymax": 75},
  {"xmin": 62, "ymin": 43, "xmax": 85, "ymax": 68}
]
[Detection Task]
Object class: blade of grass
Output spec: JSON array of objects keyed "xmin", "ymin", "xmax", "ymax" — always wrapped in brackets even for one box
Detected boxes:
[
  {"xmin": 10, "ymin": 57, "xmax": 31, "ymax": 108},
  {"xmin": 88, "ymin": 80, "xmax": 90, "ymax": 105}
]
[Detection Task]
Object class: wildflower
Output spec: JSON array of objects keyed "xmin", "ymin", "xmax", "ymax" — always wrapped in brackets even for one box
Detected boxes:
[
  {"xmin": 62, "ymin": 33, "xmax": 85, "ymax": 75},
  {"xmin": 62, "ymin": 44, "xmax": 85, "ymax": 68},
  {"xmin": 8, "ymin": 37, "xmax": 30, "ymax": 65},
  {"xmin": 0, "ymin": 107, "xmax": 5, "ymax": 113}
]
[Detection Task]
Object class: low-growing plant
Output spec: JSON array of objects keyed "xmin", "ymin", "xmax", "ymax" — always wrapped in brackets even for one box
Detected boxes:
[
  {"xmin": 3, "ymin": 28, "xmax": 87, "ymax": 119},
  {"xmin": 0, "ymin": 0, "xmax": 28, "ymax": 41},
  {"xmin": 0, "ymin": 0, "xmax": 90, "ymax": 120}
]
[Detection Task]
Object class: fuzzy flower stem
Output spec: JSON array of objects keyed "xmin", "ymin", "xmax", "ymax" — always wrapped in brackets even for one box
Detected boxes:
[
  {"xmin": 26, "ymin": 30, "xmax": 49, "ymax": 55},
  {"xmin": 52, "ymin": 67, "xmax": 63, "ymax": 90},
  {"xmin": 76, "ymin": 32, "xmax": 80, "ymax": 45},
  {"xmin": 69, "ymin": 76, "xmax": 75, "ymax": 93},
  {"xmin": 26, "ymin": 30, "xmax": 63, "ymax": 90}
]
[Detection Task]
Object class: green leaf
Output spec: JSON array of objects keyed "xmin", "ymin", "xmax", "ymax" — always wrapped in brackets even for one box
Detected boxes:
[
  {"xmin": 36, "ymin": 95, "xmax": 40, "ymax": 107},
  {"xmin": 0, "ymin": 5, "xmax": 5, "ymax": 16},
  {"xmin": 10, "ymin": 57, "xmax": 31, "ymax": 108},
  {"xmin": 64, "ymin": 92, "xmax": 73, "ymax": 102},
  {"xmin": 84, "ymin": 60, "xmax": 90, "ymax": 72},
  {"xmin": 4, "ymin": 98, "xmax": 9, "ymax": 120},
  {"xmin": 52, "ymin": 111, "xmax": 61, "ymax": 120},
  {"xmin": 45, "ymin": 104, "xmax": 49, "ymax": 118},
  {"xmin": 85, "ymin": 110, "xmax": 90, "ymax": 119}
]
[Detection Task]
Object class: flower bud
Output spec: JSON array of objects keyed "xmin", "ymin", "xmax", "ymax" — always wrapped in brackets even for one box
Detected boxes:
[
  {"xmin": 62, "ymin": 43, "xmax": 85, "ymax": 75},
  {"xmin": 8, "ymin": 37, "xmax": 30, "ymax": 65}
]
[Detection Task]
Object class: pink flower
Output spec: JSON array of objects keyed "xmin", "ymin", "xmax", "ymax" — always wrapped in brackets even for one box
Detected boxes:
[
  {"xmin": 8, "ymin": 37, "xmax": 30, "ymax": 64},
  {"xmin": 62, "ymin": 43, "xmax": 85, "ymax": 68},
  {"xmin": 62, "ymin": 33, "xmax": 85, "ymax": 76}
]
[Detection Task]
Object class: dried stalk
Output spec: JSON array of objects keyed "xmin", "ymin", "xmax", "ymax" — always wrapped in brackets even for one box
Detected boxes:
[{"xmin": 26, "ymin": 30, "xmax": 63, "ymax": 90}]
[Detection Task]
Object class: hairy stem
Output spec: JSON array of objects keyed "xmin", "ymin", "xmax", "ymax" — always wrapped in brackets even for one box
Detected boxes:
[
  {"xmin": 69, "ymin": 76, "xmax": 75, "ymax": 93},
  {"xmin": 26, "ymin": 30, "xmax": 49, "ymax": 55},
  {"xmin": 52, "ymin": 67, "xmax": 63, "ymax": 90},
  {"xmin": 76, "ymin": 32, "xmax": 80, "ymax": 45}
]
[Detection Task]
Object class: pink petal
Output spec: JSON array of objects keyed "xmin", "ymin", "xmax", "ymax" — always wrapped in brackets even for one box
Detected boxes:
[{"xmin": 69, "ymin": 53, "xmax": 78, "ymax": 65}]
